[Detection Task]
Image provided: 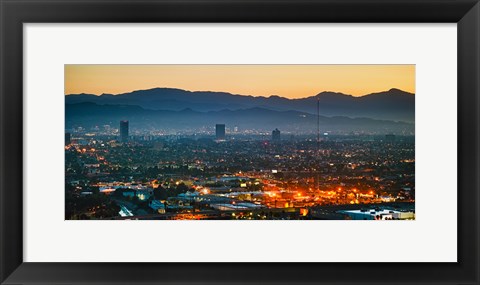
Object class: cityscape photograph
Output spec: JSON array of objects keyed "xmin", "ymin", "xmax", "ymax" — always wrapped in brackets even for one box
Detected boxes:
[{"xmin": 65, "ymin": 64, "xmax": 415, "ymax": 220}]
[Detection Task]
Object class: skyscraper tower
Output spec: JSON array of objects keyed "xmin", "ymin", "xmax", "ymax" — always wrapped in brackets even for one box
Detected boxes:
[
  {"xmin": 65, "ymin": 133, "xmax": 71, "ymax": 146},
  {"xmin": 120, "ymin": 120, "xmax": 129, "ymax": 142},
  {"xmin": 385, "ymin": 134, "xmax": 396, "ymax": 143},
  {"xmin": 216, "ymin": 124, "xmax": 226, "ymax": 140},
  {"xmin": 317, "ymin": 96, "xmax": 320, "ymax": 152},
  {"xmin": 272, "ymin": 128, "xmax": 281, "ymax": 142}
]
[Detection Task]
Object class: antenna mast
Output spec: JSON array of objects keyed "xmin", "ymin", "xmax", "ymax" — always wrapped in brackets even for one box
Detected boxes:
[
  {"xmin": 317, "ymin": 96, "xmax": 320, "ymax": 152},
  {"xmin": 316, "ymin": 96, "xmax": 320, "ymax": 193}
]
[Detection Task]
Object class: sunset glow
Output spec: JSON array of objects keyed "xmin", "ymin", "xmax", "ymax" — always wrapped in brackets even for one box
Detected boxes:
[{"xmin": 65, "ymin": 64, "xmax": 415, "ymax": 98}]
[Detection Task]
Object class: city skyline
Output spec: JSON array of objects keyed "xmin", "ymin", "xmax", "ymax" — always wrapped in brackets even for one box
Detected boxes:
[
  {"xmin": 65, "ymin": 64, "xmax": 415, "ymax": 220},
  {"xmin": 65, "ymin": 121, "xmax": 415, "ymax": 220},
  {"xmin": 65, "ymin": 64, "xmax": 415, "ymax": 99}
]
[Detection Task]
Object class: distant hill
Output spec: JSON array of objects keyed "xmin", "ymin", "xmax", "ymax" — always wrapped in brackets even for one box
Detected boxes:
[
  {"xmin": 66, "ymin": 102, "xmax": 414, "ymax": 135},
  {"xmin": 65, "ymin": 87, "xmax": 415, "ymax": 123}
]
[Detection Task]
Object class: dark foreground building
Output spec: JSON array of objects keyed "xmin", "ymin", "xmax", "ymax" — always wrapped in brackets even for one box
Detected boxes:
[
  {"xmin": 120, "ymin": 120, "xmax": 129, "ymax": 142},
  {"xmin": 65, "ymin": 133, "xmax": 71, "ymax": 146},
  {"xmin": 216, "ymin": 124, "xmax": 226, "ymax": 140},
  {"xmin": 272, "ymin": 128, "xmax": 281, "ymax": 142},
  {"xmin": 385, "ymin": 134, "xmax": 396, "ymax": 143}
]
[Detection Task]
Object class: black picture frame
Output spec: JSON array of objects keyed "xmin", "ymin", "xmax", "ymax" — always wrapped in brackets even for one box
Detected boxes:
[{"xmin": 1, "ymin": 0, "xmax": 479, "ymax": 284}]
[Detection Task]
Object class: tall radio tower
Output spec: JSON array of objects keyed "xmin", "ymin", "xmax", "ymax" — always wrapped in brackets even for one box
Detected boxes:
[
  {"xmin": 316, "ymin": 96, "xmax": 320, "ymax": 192},
  {"xmin": 317, "ymin": 96, "xmax": 320, "ymax": 152}
]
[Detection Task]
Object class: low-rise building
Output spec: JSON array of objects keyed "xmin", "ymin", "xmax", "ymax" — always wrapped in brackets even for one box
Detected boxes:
[
  {"xmin": 149, "ymin": 200, "xmax": 166, "ymax": 214},
  {"xmin": 339, "ymin": 209, "xmax": 415, "ymax": 220}
]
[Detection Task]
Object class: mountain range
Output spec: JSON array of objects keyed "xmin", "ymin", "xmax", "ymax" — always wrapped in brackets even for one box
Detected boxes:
[
  {"xmin": 66, "ymin": 102, "xmax": 414, "ymax": 135},
  {"xmin": 65, "ymin": 87, "xmax": 415, "ymax": 123}
]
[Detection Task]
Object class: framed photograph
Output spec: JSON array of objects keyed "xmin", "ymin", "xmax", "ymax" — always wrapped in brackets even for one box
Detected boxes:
[{"xmin": 1, "ymin": 0, "xmax": 479, "ymax": 284}]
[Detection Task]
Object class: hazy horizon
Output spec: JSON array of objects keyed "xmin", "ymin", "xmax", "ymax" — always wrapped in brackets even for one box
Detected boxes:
[
  {"xmin": 65, "ymin": 86, "xmax": 415, "ymax": 100},
  {"xmin": 65, "ymin": 64, "xmax": 415, "ymax": 99}
]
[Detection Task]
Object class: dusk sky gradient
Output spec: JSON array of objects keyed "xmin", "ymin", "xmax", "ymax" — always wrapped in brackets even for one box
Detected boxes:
[{"xmin": 65, "ymin": 64, "xmax": 415, "ymax": 99}]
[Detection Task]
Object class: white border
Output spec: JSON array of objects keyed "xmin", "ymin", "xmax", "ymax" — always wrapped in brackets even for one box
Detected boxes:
[{"xmin": 24, "ymin": 24, "xmax": 457, "ymax": 262}]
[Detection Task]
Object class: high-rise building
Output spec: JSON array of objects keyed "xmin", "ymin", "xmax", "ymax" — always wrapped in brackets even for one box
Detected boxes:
[
  {"xmin": 272, "ymin": 128, "xmax": 281, "ymax": 142},
  {"xmin": 120, "ymin": 120, "xmax": 129, "ymax": 142},
  {"xmin": 385, "ymin": 134, "xmax": 396, "ymax": 143},
  {"xmin": 65, "ymin": 133, "xmax": 71, "ymax": 146},
  {"xmin": 216, "ymin": 124, "xmax": 226, "ymax": 140},
  {"xmin": 323, "ymin": 132, "xmax": 329, "ymax": 141}
]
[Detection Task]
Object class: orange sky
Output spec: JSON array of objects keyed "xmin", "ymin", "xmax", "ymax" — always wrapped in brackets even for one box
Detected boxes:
[{"xmin": 65, "ymin": 64, "xmax": 415, "ymax": 99}]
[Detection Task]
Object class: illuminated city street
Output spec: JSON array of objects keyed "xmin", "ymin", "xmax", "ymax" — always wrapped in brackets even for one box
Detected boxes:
[{"xmin": 65, "ymin": 129, "xmax": 415, "ymax": 220}]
